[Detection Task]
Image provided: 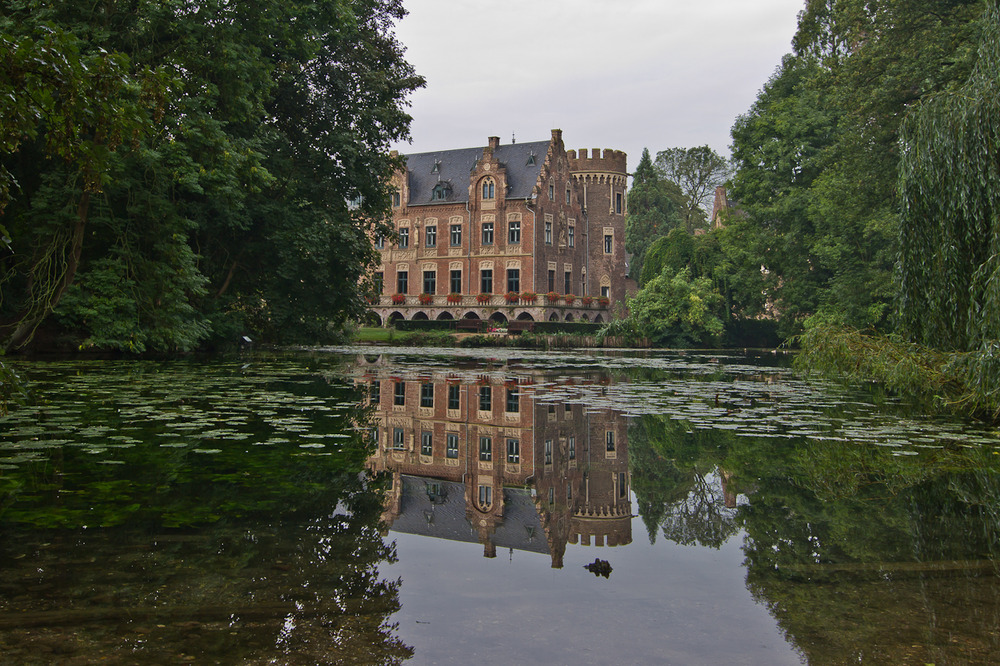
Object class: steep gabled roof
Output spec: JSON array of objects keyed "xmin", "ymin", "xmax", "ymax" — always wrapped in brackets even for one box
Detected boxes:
[{"xmin": 403, "ymin": 140, "xmax": 549, "ymax": 206}]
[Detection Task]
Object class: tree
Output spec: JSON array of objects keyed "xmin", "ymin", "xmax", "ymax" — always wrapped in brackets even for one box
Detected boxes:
[
  {"xmin": 655, "ymin": 146, "xmax": 731, "ymax": 234},
  {"xmin": 624, "ymin": 148, "xmax": 684, "ymax": 283},
  {"xmin": 0, "ymin": 0, "xmax": 423, "ymax": 352}
]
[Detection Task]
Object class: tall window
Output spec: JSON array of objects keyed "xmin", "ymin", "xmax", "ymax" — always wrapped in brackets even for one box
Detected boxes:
[
  {"xmin": 507, "ymin": 438, "xmax": 520, "ymax": 463},
  {"xmin": 548, "ymin": 270, "xmax": 555, "ymax": 292},
  {"xmin": 425, "ymin": 225, "xmax": 436, "ymax": 247},
  {"xmin": 479, "ymin": 436, "xmax": 492, "ymax": 461},
  {"xmin": 450, "ymin": 269, "xmax": 462, "ymax": 294},
  {"xmin": 481, "ymin": 222, "xmax": 494, "ymax": 245},
  {"xmin": 606, "ymin": 430, "xmax": 615, "ymax": 452},
  {"xmin": 448, "ymin": 384, "xmax": 460, "ymax": 410},
  {"xmin": 374, "ymin": 272, "xmax": 384, "ymax": 294},
  {"xmin": 568, "ymin": 225, "xmax": 575, "ymax": 247},
  {"xmin": 480, "ymin": 269, "xmax": 493, "ymax": 294},
  {"xmin": 568, "ymin": 436, "xmax": 576, "ymax": 460},
  {"xmin": 479, "ymin": 485, "xmax": 493, "ymax": 507},
  {"xmin": 544, "ymin": 439, "xmax": 553, "ymax": 464},
  {"xmin": 564, "ymin": 271, "xmax": 571, "ymax": 294},
  {"xmin": 604, "ymin": 234, "xmax": 613, "ymax": 254},
  {"xmin": 506, "ymin": 268, "xmax": 520, "ymax": 293},
  {"xmin": 392, "ymin": 190, "xmax": 401, "ymax": 207},
  {"xmin": 601, "ymin": 285, "xmax": 610, "ymax": 298},
  {"xmin": 423, "ymin": 270, "xmax": 436, "ymax": 295},
  {"xmin": 615, "ymin": 192, "xmax": 623, "ymax": 214},
  {"xmin": 565, "ymin": 188, "xmax": 571, "ymax": 205},
  {"xmin": 508, "ymin": 219, "xmax": 521, "ymax": 244},
  {"xmin": 397, "ymin": 271, "xmax": 408, "ymax": 294},
  {"xmin": 450, "ymin": 224, "xmax": 462, "ymax": 246},
  {"xmin": 446, "ymin": 433, "xmax": 459, "ymax": 458},
  {"xmin": 619, "ymin": 472, "xmax": 628, "ymax": 498},
  {"xmin": 482, "ymin": 179, "xmax": 495, "ymax": 199},
  {"xmin": 505, "ymin": 387, "xmax": 519, "ymax": 413},
  {"xmin": 420, "ymin": 382, "xmax": 434, "ymax": 408},
  {"xmin": 375, "ymin": 235, "xmax": 385, "ymax": 249},
  {"xmin": 421, "ymin": 431, "xmax": 433, "ymax": 456},
  {"xmin": 479, "ymin": 385, "xmax": 492, "ymax": 411},
  {"xmin": 393, "ymin": 427, "xmax": 405, "ymax": 450},
  {"xmin": 398, "ymin": 227, "xmax": 409, "ymax": 248},
  {"xmin": 548, "ymin": 184, "xmax": 554, "ymax": 200},
  {"xmin": 394, "ymin": 381, "xmax": 405, "ymax": 405},
  {"xmin": 545, "ymin": 220, "xmax": 552, "ymax": 245}
]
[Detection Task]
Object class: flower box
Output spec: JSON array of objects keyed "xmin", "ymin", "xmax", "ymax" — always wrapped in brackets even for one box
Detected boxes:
[
  {"xmin": 597, "ymin": 296, "xmax": 610, "ymax": 307},
  {"xmin": 546, "ymin": 291, "xmax": 560, "ymax": 303},
  {"xmin": 563, "ymin": 294, "xmax": 576, "ymax": 305},
  {"xmin": 520, "ymin": 291, "xmax": 537, "ymax": 303},
  {"xmin": 418, "ymin": 293, "xmax": 432, "ymax": 305},
  {"xmin": 581, "ymin": 296, "xmax": 594, "ymax": 306},
  {"xmin": 504, "ymin": 291, "xmax": 520, "ymax": 303},
  {"xmin": 447, "ymin": 292, "xmax": 462, "ymax": 304},
  {"xmin": 391, "ymin": 293, "xmax": 406, "ymax": 305},
  {"xmin": 476, "ymin": 293, "xmax": 492, "ymax": 304}
]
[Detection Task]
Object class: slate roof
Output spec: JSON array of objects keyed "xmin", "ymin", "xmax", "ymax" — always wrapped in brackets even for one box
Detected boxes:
[
  {"xmin": 388, "ymin": 474, "xmax": 549, "ymax": 555},
  {"xmin": 403, "ymin": 140, "xmax": 550, "ymax": 206}
]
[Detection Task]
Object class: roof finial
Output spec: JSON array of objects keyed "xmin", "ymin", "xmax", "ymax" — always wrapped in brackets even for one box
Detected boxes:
[{"xmin": 512, "ymin": 132, "xmax": 516, "ymax": 144}]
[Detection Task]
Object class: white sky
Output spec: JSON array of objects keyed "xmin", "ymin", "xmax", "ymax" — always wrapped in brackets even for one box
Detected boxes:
[{"xmin": 389, "ymin": 0, "xmax": 804, "ymax": 172}]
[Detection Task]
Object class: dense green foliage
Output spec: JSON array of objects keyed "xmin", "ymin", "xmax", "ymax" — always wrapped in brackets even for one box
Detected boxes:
[
  {"xmin": 654, "ymin": 145, "xmax": 730, "ymax": 234},
  {"xmin": 0, "ymin": 0, "xmax": 422, "ymax": 353},
  {"xmin": 624, "ymin": 148, "xmax": 684, "ymax": 281},
  {"xmin": 729, "ymin": 0, "xmax": 985, "ymax": 338}
]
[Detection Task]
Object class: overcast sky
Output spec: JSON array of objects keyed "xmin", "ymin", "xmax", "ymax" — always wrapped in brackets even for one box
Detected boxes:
[{"xmin": 389, "ymin": 0, "xmax": 804, "ymax": 172}]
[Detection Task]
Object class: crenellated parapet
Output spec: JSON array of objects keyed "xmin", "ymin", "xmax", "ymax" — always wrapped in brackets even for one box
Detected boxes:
[{"xmin": 568, "ymin": 148, "xmax": 628, "ymax": 180}]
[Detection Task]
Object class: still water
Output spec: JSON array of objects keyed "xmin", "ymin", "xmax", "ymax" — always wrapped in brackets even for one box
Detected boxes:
[{"xmin": 1, "ymin": 347, "xmax": 999, "ymax": 664}]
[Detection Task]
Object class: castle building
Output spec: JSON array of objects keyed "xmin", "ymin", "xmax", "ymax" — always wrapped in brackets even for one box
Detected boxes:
[{"xmin": 369, "ymin": 129, "xmax": 628, "ymax": 325}]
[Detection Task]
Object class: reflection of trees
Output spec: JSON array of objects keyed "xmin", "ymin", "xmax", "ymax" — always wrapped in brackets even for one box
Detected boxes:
[{"xmin": 628, "ymin": 416, "xmax": 738, "ymax": 548}]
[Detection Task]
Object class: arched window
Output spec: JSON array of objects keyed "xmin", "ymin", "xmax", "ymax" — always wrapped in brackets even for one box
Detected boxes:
[{"xmin": 482, "ymin": 178, "xmax": 495, "ymax": 200}]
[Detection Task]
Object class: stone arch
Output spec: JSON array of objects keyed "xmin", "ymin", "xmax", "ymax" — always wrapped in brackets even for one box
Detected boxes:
[
  {"xmin": 488, "ymin": 312, "xmax": 508, "ymax": 325},
  {"xmin": 548, "ymin": 312, "xmax": 560, "ymax": 322},
  {"xmin": 436, "ymin": 311, "xmax": 454, "ymax": 320},
  {"xmin": 463, "ymin": 312, "xmax": 481, "ymax": 320},
  {"xmin": 580, "ymin": 314, "xmax": 590, "ymax": 322},
  {"xmin": 412, "ymin": 311, "xmax": 429, "ymax": 320},
  {"xmin": 594, "ymin": 314, "xmax": 604, "ymax": 323},
  {"xmin": 362, "ymin": 311, "xmax": 382, "ymax": 327},
  {"xmin": 388, "ymin": 311, "xmax": 405, "ymax": 324},
  {"xmin": 516, "ymin": 312, "xmax": 535, "ymax": 321}
]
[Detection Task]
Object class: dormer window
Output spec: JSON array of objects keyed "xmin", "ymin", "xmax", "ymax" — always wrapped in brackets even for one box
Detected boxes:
[
  {"xmin": 526, "ymin": 152, "xmax": 536, "ymax": 166},
  {"xmin": 432, "ymin": 183, "xmax": 451, "ymax": 201},
  {"xmin": 431, "ymin": 160, "xmax": 441, "ymax": 173},
  {"xmin": 482, "ymin": 178, "xmax": 495, "ymax": 200}
]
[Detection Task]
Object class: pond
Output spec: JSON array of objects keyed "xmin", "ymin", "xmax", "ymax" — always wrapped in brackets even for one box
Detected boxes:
[{"xmin": 2, "ymin": 347, "xmax": 999, "ymax": 664}]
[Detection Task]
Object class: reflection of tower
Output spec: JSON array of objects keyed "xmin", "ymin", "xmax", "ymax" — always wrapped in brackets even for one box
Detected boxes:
[{"xmin": 532, "ymin": 395, "xmax": 632, "ymax": 568}]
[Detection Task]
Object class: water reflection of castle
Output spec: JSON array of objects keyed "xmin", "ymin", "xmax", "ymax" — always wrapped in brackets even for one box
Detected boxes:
[{"xmin": 354, "ymin": 357, "xmax": 631, "ymax": 568}]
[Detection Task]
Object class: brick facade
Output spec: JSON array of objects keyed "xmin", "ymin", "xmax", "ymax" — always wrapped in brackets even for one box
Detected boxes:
[{"xmin": 369, "ymin": 130, "xmax": 628, "ymax": 325}]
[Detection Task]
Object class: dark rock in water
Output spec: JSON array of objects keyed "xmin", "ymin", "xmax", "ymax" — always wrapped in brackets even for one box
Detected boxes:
[{"xmin": 584, "ymin": 558, "xmax": 612, "ymax": 578}]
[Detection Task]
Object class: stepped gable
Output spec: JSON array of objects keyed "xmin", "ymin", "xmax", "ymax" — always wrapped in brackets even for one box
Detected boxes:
[{"xmin": 403, "ymin": 139, "xmax": 550, "ymax": 206}]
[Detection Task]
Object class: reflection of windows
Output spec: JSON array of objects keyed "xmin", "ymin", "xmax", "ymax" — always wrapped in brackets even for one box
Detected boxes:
[
  {"xmin": 482, "ymin": 222, "xmax": 494, "ymax": 245},
  {"xmin": 505, "ymin": 387, "xmax": 519, "ymax": 413},
  {"xmin": 568, "ymin": 436, "xmax": 576, "ymax": 460},
  {"xmin": 421, "ymin": 431, "xmax": 433, "ymax": 456},
  {"xmin": 508, "ymin": 219, "xmax": 520, "ymax": 244},
  {"xmin": 480, "ymin": 269, "xmax": 493, "ymax": 294},
  {"xmin": 398, "ymin": 227, "xmax": 409, "ymax": 248},
  {"xmin": 565, "ymin": 189, "xmax": 571, "ymax": 205},
  {"xmin": 423, "ymin": 270, "xmax": 436, "ymax": 295},
  {"xmin": 506, "ymin": 268, "xmax": 520, "ymax": 293},
  {"xmin": 394, "ymin": 381, "xmax": 405, "ymax": 405},
  {"xmin": 606, "ymin": 430, "xmax": 615, "ymax": 451},
  {"xmin": 369, "ymin": 380, "xmax": 380, "ymax": 401},
  {"xmin": 425, "ymin": 225, "xmax": 436, "ymax": 247},
  {"xmin": 393, "ymin": 427, "xmax": 405, "ymax": 450},
  {"xmin": 544, "ymin": 439, "xmax": 552, "ymax": 465},
  {"xmin": 371, "ymin": 426, "xmax": 378, "ymax": 443},
  {"xmin": 507, "ymin": 438, "xmax": 520, "ymax": 463},
  {"xmin": 479, "ymin": 385, "xmax": 492, "ymax": 411},
  {"xmin": 479, "ymin": 436, "xmax": 492, "ymax": 461},
  {"xmin": 446, "ymin": 433, "xmax": 459, "ymax": 458},
  {"xmin": 448, "ymin": 384, "xmax": 460, "ymax": 410},
  {"xmin": 479, "ymin": 484, "xmax": 493, "ymax": 507},
  {"xmin": 548, "ymin": 487, "xmax": 554, "ymax": 505},
  {"xmin": 420, "ymin": 382, "xmax": 434, "ymax": 408},
  {"xmin": 450, "ymin": 269, "xmax": 462, "ymax": 294},
  {"xmin": 567, "ymin": 482, "xmax": 572, "ymax": 499},
  {"xmin": 397, "ymin": 271, "xmax": 408, "ymax": 294},
  {"xmin": 450, "ymin": 224, "xmax": 462, "ymax": 246}
]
